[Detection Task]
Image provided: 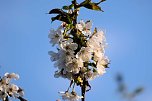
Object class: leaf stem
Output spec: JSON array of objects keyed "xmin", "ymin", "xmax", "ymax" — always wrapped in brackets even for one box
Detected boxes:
[
  {"xmin": 67, "ymin": 80, "xmax": 73, "ymax": 91},
  {"xmin": 72, "ymin": 83, "xmax": 76, "ymax": 91}
]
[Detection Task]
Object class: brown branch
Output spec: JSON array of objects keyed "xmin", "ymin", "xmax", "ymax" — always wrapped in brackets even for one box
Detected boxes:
[{"xmin": 81, "ymin": 77, "xmax": 86, "ymax": 101}]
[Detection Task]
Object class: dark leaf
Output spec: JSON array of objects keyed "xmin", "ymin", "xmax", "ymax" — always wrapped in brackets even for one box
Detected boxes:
[
  {"xmin": 79, "ymin": 0, "xmax": 91, "ymax": 7},
  {"xmin": 63, "ymin": 6, "xmax": 69, "ymax": 10},
  {"xmin": 79, "ymin": 0, "xmax": 105, "ymax": 11},
  {"xmin": 93, "ymin": 68, "xmax": 97, "ymax": 72},
  {"xmin": 63, "ymin": 4, "xmax": 74, "ymax": 10},
  {"xmin": 84, "ymin": 3, "xmax": 103, "ymax": 11},
  {"xmin": 48, "ymin": 9, "xmax": 67, "ymax": 15},
  {"xmin": 69, "ymin": 4, "xmax": 74, "ymax": 9},
  {"xmin": 51, "ymin": 15, "xmax": 72, "ymax": 24}
]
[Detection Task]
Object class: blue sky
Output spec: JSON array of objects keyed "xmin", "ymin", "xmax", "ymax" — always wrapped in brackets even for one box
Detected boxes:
[{"xmin": 0, "ymin": 0, "xmax": 152, "ymax": 101}]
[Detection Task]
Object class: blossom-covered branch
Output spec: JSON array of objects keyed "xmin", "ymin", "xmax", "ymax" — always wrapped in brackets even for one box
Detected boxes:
[
  {"xmin": 0, "ymin": 73, "xmax": 27, "ymax": 101},
  {"xmin": 48, "ymin": 0, "xmax": 109, "ymax": 101}
]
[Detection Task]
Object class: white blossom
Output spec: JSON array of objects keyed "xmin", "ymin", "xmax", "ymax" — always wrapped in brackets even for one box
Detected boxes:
[
  {"xmin": 48, "ymin": 26, "xmax": 63, "ymax": 46},
  {"xmin": 5, "ymin": 73, "xmax": 19, "ymax": 80},
  {"xmin": 66, "ymin": 58, "xmax": 81, "ymax": 74},
  {"xmin": 96, "ymin": 57, "xmax": 109, "ymax": 75},
  {"xmin": 6, "ymin": 84, "xmax": 19, "ymax": 98},
  {"xmin": 87, "ymin": 30, "xmax": 106, "ymax": 51},
  {"xmin": 96, "ymin": 65, "xmax": 106, "ymax": 75},
  {"xmin": 85, "ymin": 70, "xmax": 97, "ymax": 80},
  {"xmin": 76, "ymin": 47, "xmax": 92, "ymax": 62},
  {"xmin": 54, "ymin": 58, "xmax": 66, "ymax": 70},
  {"xmin": 59, "ymin": 91, "xmax": 83, "ymax": 101},
  {"xmin": 0, "ymin": 73, "xmax": 25, "ymax": 100},
  {"xmin": 0, "ymin": 91, "xmax": 8, "ymax": 101},
  {"xmin": 93, "ymin": 49, "xmax": 104, "ymax": 62},
  {"xmin": 76, "ymin": 20, "xmax": 92, "ymax": 36},
  {"xmin": 0, "ymin": 77, "xmax": 10, "ymax": 85},
  {"xmin": 60, "ymin": 39, "xmax": 78, "ymax": 52},
  {"xmin": 48, "ymin": 51, "xmax": 59, "ymax": 61},
  {"xmin": 59, "ymin": 91, "xmax": 71, "ymax": 100},
  {"xmin": 54, "ymin": 49, "xmax": 75, "ymax": 70},
  {"xmin": 76, "ymin": 58, "xmax": 84, "ymax": 68},
  {"xmin": 18, "ymin": 88, "xmax": 24, "ymax": 97}
]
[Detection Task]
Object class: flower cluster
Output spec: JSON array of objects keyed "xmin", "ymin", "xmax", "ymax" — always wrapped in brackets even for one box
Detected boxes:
[
  {"xmin": 0, "ymin": 73, "xmax": 26, "ymax": 101},
  {"xmin": 59, "ymin": 91, "xmax": 83, "ymax": 101},
  {"xmin": 49, "ymin": 20, "xmax": 109, "ymax": 101},
  {"xmin": 49, "ymin": 20, "xmax": 109, "ymax": 81}
]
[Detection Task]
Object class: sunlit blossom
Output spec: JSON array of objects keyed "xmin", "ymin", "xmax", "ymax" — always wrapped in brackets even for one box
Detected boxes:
[
  {"xmin": 48, "ymin": 26, "xmax": 63, "ymax": 46},
  {"xmin": 0, "ymin": 73, "xmax": 25, "ymax": 100},
  {"xmin": 59, "ymin": 91, "xmax": 83, "ymax": 101},
  {"xmin": 76, "ymin": 20, "xmax": 92, "ymax": 36}
]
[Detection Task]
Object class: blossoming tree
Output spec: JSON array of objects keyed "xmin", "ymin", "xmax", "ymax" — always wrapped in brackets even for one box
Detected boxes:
[{"xmin": 48, "ymin": 0, "xmax": 109, "ymax": 101}]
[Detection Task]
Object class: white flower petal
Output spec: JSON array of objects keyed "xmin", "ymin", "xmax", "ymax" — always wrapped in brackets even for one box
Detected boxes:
[{"xmin": 48, "ymin": 51, "xmax": 59, "ymax": 61}]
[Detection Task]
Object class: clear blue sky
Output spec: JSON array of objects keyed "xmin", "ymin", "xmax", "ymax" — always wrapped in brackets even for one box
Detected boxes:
[{"xmin": 0, "ymin": 0, "xmax": 152, "ymax": 101}]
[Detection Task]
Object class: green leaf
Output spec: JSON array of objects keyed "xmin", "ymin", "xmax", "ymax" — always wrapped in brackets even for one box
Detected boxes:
[
  {"xmin": 79, "ymin": 0, "xmax": 91, "ymax": 7},
  {"xmin": 79, "ymin": 0, "xmax": 105, "ymax": 11},
  {"xmin": 63, "ymin": 4, "xmax": 74, "ymax": 10},
  {"xmin": 63, "ymin": 6, "xmax": 69, "ymax": 10},
  {"xmin": 84, "ymin": 3, "xmax": 103, "ymax": 11},
  {"xmin": 51, "ymin": 15, "xmax": 72, "ymax": 24},
  {"xmin": 69, "ymin": 4, "xmax": 74, "ymax": 9},
  {"xmin": 48, "ymin": 8, "xmax": 67, "ymax": 15},
  {"xmin": 93, "ymin": 68, "xmax": 97, "ymax": 72}
]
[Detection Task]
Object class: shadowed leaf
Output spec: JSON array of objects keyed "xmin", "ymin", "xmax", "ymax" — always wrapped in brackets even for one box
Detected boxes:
[
  {"xmin": 79, "ymin": 0, "xmax": 91, "ymax": 6},
  {"xmin": 79, "ymin": 0, "xmax": 105, "ymax": 11},
  {"xmin": 51, "ymin": 15, "xmax": 72, "ymax": 24},
  {"xmin": 48, "ymin": 9, "xmax": 67, "ymax": 15},
  {"xmin": 63, "ymin": 4, "xmax": 74, "ymax": 10},
  {"xmin": 84, "ymin": 3, "xmax": 103, "ymax": 11},
  {"xmin": 63, "ymin": 6, "xmax": 70, "ymax": 10}
]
